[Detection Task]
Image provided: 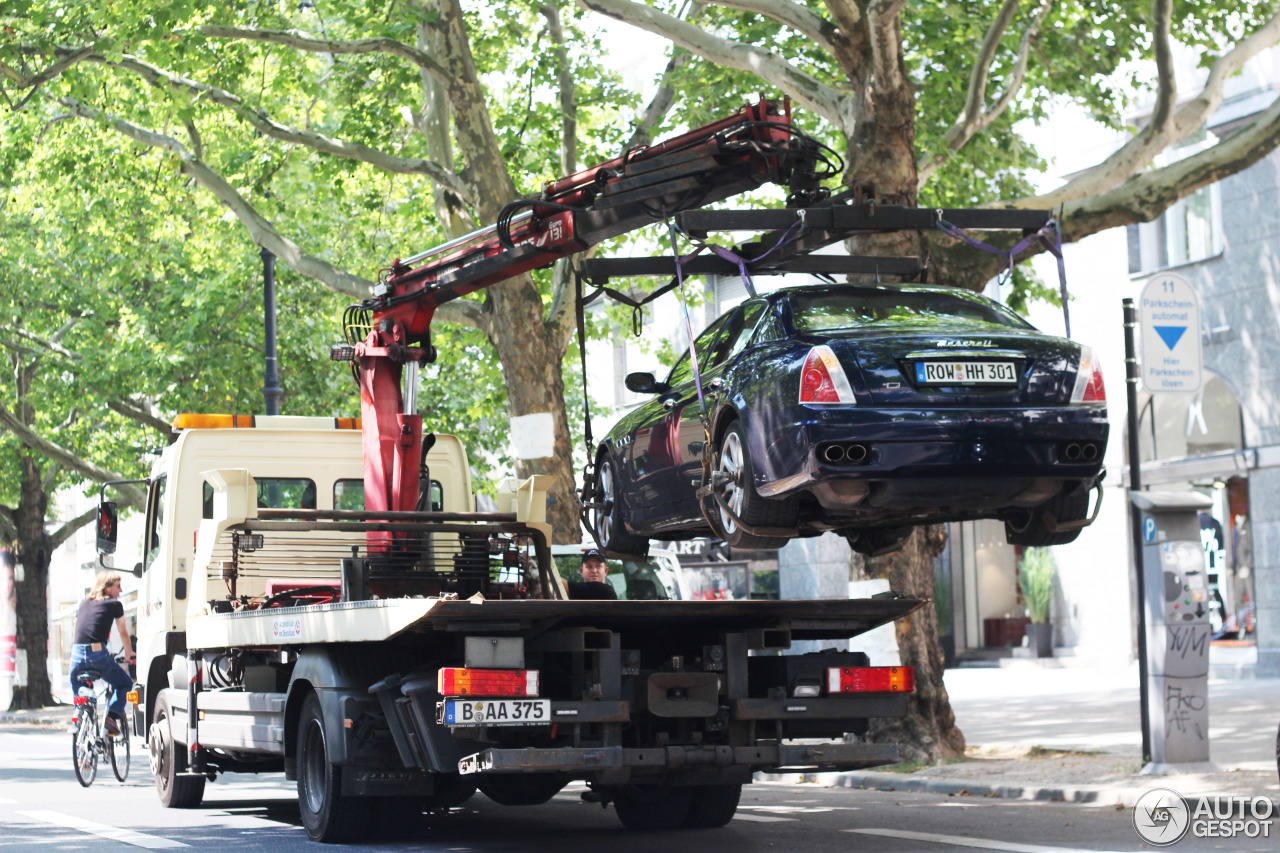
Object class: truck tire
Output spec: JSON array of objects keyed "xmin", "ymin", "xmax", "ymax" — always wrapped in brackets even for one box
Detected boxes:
[
  {"xmin": 684, "ymin": 784, "xmax": 741, "ymax": 828},
  {"xmin": 150, "ymin": 693, "xmax": 204, "ymax": 808},
  {"xmin": 714, "ymin": 422, "xmax": 795, "ymax": 550},
  {"xmin": 478, "ymin": 774, "xmax": 568, "ymax": 806},
  {"xmin": 425, "ymin": 773, "xmax": 477, "ymax": 810},
  {"xmin": 612, "ymin": 785, "xmax": 693, "ymax": 831},
  {"xmin": 297, "ymin": 693, "xmax": 371, "ymax": 842}
]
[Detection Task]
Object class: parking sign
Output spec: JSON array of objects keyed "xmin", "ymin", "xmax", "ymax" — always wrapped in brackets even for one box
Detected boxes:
[{"xmin": 1140, "ymin": 274, "xmax": 1202, "ymax": 393}]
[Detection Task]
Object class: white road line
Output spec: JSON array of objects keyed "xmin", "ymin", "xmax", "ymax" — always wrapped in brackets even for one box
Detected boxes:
[
  {"xmin": 732, "ymin": 813, "xmax": 796, "ymax": 823},
  {"xmin": 848, "ymin": 829, "xmax": 1133, "ymax": 853},
  {"xmin": 18, "ymin": 811, "xmax": 189, "ymax": 849}
]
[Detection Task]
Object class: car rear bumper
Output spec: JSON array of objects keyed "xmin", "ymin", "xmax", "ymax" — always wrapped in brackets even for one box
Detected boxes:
[{"xmin": 753, "ymin": 405, "xmax": 1108, "ymax": 506}]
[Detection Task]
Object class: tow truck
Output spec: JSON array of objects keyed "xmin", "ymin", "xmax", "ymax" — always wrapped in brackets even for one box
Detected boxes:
[{"xmin": 95, "ymin": 98, "xmax": 1047, "ymax": 841}]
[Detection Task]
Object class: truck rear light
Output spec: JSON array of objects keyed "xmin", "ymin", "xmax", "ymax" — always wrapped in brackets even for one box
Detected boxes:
[
  {"xmin": 438, "ymin": 667, "xmax": 539, "ymax": 697},
  {"xmin": 1070, "ymin": 346, "xmax": 1106, "ymax": 403},
  {"xmin": 827, "ymin": 666, "xmax": 914, "ymax": 693},
  {"xmin": 799, "ymin": 345, "xmax": 856, "ymax": 405}
]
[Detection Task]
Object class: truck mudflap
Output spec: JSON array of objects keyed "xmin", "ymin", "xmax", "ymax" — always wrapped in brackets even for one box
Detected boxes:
[{"xmin": 458, "ymin": 741, "xmax": 899, "ymax": 776}]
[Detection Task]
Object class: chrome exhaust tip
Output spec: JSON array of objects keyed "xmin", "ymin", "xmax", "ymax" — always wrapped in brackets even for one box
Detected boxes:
[
  {"xmin": 1081, "ymin": 443, "xmax": 1099, "ymax": 461},
  {"xmin": 821, "ymin": 444, "xmax": 846, "ymax": 463},
  {"xmin": 844, "ymin": 443, "xmax": 869, "ymax": 464},
  {"xmin": 1063, "ymin": 443, "xmax": 1082, "ymax": 461}
]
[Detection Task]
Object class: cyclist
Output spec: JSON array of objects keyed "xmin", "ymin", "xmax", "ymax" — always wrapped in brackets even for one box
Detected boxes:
[{"xmin": 69, "ymin": 571, "xmax": 135, "ymax": 735}]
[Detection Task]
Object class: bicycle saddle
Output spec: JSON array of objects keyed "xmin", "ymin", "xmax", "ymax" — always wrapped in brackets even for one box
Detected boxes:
[{"xmin": 75, "ymin": 669, "xmax": 103, "ymax": 684}]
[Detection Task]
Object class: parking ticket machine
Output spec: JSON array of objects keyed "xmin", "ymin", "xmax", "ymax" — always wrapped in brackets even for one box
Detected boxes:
[{"xmin": 1132, "ymin": 491, "xmax": 1216, "ymax": 772}]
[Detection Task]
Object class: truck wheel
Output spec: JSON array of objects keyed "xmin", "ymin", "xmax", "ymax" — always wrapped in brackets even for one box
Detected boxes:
[
  {"xmin": 297, "ymin": 693, "xmax": 371, "ymax": 842},
  {"xmin": 593, "ymin": 452, "xmax": 649, "ymax": 557},
  {"xmin": 715, "ymin": 422, "xmax": 795, "ymax": 550},
  {"xmin": 612, "ymin": 785, "xmax": 693, "ymax": 831},
  {"xmin": 150, "ymin": 693, "xmax": 204, "ymax": 808},
  {"xmin": 684, "ymin": 784, "xmax": 742, "ymax": 828}
]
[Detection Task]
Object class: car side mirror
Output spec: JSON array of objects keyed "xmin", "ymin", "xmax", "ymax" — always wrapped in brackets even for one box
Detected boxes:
[
  {"xmin": 625, "ymin": 372, "xmax": 669, "ymax": 394},
  {"xmin": 96, "ymin": 501, "xmax": 118, "ymax": 555}
]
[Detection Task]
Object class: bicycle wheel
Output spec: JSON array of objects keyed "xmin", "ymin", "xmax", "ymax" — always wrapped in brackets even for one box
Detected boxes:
[
  {"xmin": 72, "ymin": 713, "xmax": 98, "ymax": 787},
  {"xmin": 107, "ymin": 718, "xmax": 130, "ymax": 782}
]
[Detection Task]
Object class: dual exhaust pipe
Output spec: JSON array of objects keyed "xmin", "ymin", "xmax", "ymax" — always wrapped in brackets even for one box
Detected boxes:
[
  {"xmin": 1059, "ymin": 442, "xmax": 1101, "ymax": 463},
  {"xmin": 820, "ymin": 443, "xmax": 870, "ymax": 465}
]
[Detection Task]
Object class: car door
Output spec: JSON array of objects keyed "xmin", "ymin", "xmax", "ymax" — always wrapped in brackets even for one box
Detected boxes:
[{"xmin": 627, "ymin": 314, "xmax": 731, "ymax": 522}]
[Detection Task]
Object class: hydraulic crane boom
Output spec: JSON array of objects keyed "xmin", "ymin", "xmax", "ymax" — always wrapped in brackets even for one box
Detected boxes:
[{"xmin": 336, "ymin": 97, "xmax": 831, "ymax": 520}]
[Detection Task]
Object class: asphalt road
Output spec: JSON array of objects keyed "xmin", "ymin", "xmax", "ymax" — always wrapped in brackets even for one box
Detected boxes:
[{"xmin": 2, "ymin": 727, "xmax": 1274, "ymax": 853}]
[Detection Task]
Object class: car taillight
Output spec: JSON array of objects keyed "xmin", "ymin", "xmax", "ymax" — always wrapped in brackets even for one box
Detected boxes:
[
  {"xmin": 799, "ymin": 345, "xmax": 856, "ymax": 404},
  {"xmin": 438, "ymin": 667, "xmax": 540, "ymax": 697},
  {"xmin": 1070, "ymin": 346, "xmax": 1106, "ymax": 403},
  {"xmin": 827, "ymin": 666, "xmax": 914, "ymax": 693}
]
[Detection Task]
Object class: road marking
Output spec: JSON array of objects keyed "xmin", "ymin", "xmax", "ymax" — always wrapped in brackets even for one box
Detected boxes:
[
  {"xmin": 733, "ymin": 813, "xmax": 795, "ymax": 823},
  {"xmin": 18, "ymin": 811, "xmax": 188, "ymax": 849},
  {"xmin": 848, "ymin": 829, "xmax": 1131, "ymax": 853}
]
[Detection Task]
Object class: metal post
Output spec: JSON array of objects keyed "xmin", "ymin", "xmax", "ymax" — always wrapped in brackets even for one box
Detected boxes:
[
  {"xmin": 1123, "ymin": 298, "xmax": 1152, "ymax": 762},
  {"xmin": 262, "ymin": 248, "xmax": 283, "ymax": 416}
]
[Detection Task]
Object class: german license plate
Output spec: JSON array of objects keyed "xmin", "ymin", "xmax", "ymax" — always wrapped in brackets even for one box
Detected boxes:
[
  {"xmin": 443, "ymin": 698, "xmax": 550, "ymax": 727},
  {"xmin": 915, "ymin": 361, "xmax": 1017, "ymax": 385}
]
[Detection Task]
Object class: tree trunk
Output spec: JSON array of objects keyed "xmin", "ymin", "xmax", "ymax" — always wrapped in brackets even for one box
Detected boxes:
[
  {"xmin": 10, "ymin": 452, "xmax": 54, "ymax": 709},
  {"xmin": 862, "ymin": 525, "xmax": 965, "ymax": 763},
  {"xmin": 486, "ymin": 282, "xmax": 582, "ymax": 544}
]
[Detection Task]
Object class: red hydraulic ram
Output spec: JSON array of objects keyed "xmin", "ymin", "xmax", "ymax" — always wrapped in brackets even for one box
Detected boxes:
[{"xmin": 344, "ymin": 97, "xmax": 815, "ymax": 519}]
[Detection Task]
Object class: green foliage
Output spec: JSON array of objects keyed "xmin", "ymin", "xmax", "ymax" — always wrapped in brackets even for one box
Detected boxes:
[
  {"xmin": 1019, "ymin": 547, "xmax": 1057, "ymax": 624},
  {"xmin": 934, "ymin": 573, "xmax": 954, "ymax": 635}
]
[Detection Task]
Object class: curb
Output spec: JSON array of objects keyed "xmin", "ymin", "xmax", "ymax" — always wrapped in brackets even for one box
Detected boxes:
[{"xmin": 761, "ymin": 770, "xmax": 1280, "ymax": 810}]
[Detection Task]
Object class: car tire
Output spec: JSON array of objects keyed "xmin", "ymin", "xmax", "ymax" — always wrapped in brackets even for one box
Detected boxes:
[
  {"xmin": 714, "ymin": 421, "xmax": 795, "ymax": 550},
  {"xmin": 612, "ymin": 784, "xmax": 694, "ymax": 831},
  {"xmin": 684, "ymin": 784, "xmax": 742, "ymax": 828},
  {"xmin": 1004, "ymin": 484, "xmax": 1089, "ymax": 547},
  {"xmin": 592, "ymin": 451, "xmax": 649, "ymax": 557},
  {"xmin": 847, "ymin": 526, "xmax": 914, "ymax": 557},
  {"xmin": 151, "ymin": 692, "xmax": 204, "ymax": 808}
]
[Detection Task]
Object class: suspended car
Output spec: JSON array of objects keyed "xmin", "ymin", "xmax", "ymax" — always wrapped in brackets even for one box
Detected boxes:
[{"xmin": 590, "ymin": 284, "xmax": 1107, "ymax": 556}]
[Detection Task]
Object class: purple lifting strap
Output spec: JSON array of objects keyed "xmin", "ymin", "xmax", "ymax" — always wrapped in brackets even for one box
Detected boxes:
[{"xmin": 937, "ymin": 218, "xmax": 1071, "ymax": 338}]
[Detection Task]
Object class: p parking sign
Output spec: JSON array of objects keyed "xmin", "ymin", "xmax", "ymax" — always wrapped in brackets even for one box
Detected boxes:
[{"xmin": 1140, "ymin": 274, "xmax": 1202, "ymax": 393}]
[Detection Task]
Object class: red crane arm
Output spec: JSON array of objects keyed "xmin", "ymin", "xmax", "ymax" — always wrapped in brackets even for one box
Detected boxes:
[{"xmin": 345, "ymin": 97, "xmax": 820, "ymax": 517}]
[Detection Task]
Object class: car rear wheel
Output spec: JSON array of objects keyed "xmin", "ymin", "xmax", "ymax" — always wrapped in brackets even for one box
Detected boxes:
[
  {"xmin": 1004, "ymin": 484, "xmax": 1090, "ymax": 547},
  {"xmin": 592, "ymin": 452, "xmax": 649, "ymax": 557},
  {"xmin": 715, "ymin": 422, "xmax": 795, "ymax": 550}
]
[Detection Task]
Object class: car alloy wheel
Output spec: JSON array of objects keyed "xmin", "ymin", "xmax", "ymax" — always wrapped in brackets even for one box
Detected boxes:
[
  {"xmin": 595, "ymin": 460, "xmax": 618, "ymax": 549},
  {"xmin": 716, "ymin": 430, "xmax": 746, "ymax": 535}
]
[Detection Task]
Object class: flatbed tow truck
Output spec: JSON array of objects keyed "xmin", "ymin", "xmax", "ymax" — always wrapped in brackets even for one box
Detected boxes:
[{"xmin": 95, "ymin": 98, "xmax": 1050, "ymax": 841}]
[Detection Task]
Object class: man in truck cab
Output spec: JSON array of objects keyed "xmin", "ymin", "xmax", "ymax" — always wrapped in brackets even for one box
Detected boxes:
[
  {"xmin": 69, "ymin": 571, "xmax": 135, "ymax": 735},
  {"xmin": 567, "ymin": 549, "xmax": 618, "ymax": 600}
]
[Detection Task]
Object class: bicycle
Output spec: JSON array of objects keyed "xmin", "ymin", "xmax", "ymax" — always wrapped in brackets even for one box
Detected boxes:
[{"xmin": 71, "ymin": 657, "xmax": 135, "ymax": 787}]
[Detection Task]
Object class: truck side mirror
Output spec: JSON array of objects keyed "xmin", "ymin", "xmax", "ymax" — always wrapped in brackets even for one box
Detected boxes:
[
  {"xmin": 625, "ymin": 372, "xmax": 669, "ymax": 394},
  {"xmin": 96, "ymin": 502, "xmax": 118, "ymax": 555}
]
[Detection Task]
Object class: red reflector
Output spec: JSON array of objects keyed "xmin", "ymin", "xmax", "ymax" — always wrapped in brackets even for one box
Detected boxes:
[
  {"xmin": 827, "ymin": 666, "xmax": 914, "ymax": 693},
  {"xmin": 437, "ymin": 667, "xmax": 539, "ymax": 697},
  {"xmin": 73, "ymin": 695, "xmax": 91, "ymax": 705}
]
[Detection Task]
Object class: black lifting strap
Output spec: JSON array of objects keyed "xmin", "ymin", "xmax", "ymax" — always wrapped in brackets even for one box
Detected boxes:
[{"xmin": 575, "ymin": 269, "xmax": 600, "ymax": 537}]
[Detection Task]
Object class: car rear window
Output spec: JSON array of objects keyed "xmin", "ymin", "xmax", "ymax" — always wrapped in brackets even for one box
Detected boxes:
[{"xmin": 788, "ymin": 289, "xmax": 1032, "ymax": 332}]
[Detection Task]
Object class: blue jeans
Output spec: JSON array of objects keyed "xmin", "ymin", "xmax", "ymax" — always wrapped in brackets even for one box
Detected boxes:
[{"xmin": 69, "ymin": 645, "xmax": 132, "ymax": 721}]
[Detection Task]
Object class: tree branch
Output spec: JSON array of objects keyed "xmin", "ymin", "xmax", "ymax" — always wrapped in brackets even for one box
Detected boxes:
[
  {"xmin": 61, "ymin": 98, "xmax": 374, "ymax": 300},
  {"xmin": 541, "ymin": 4, "xmax": 578, "ymax": 177},
  {"xmin": 0, "ymin": 402, "xmax": 146, "ymax": 505},
  {"xmin": 198, "ymin": 24, "xmax": 451, "ymax": 82},
  {"xmin": 434, "ymin": 298, "xmax": 490, "ymax": 336},
  {"xmin": 97, "ymin": 53, "xmax": 474, "ymax": 205},
  {"xmin": 578, "ymin": 0, "xmax": 852, "ymax": 131},
  {"xmin": 918, "ymin": 0, "xmax": 1052, "ymax": 188},
  {"xmin": 866, "ymin": 0, "xmax": 908, "ymax": 93},
  {"xmin": 7, "ymin": 46, "xmax": 95, "ymax": 110},
  {"xmin": 107, "ymin": 399, "xmax": 176, "ymax": 443},
  {"xmin": 48, "ymin": 505, "xmax": 102, "ymax": 552},
  {"xmin": 702, "ymin": 0, "xmax": 836, "ymax": 55}
]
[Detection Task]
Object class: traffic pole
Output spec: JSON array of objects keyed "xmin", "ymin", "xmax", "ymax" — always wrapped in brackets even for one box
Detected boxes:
[{"xmin": 1123, "ymin": 297, "xmax": 1152, "ymax": 762}]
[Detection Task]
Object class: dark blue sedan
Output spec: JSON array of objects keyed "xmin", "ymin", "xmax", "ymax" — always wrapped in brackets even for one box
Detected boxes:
[{"xmin": 590, "ymin": 284, "xmax": 1108, "ymax": 555}]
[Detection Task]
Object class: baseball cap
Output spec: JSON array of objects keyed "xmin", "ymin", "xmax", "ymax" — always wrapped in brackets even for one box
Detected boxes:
[{"xmin": 582, "ymin": 548, "xmax": 605, "ymax": 562}]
